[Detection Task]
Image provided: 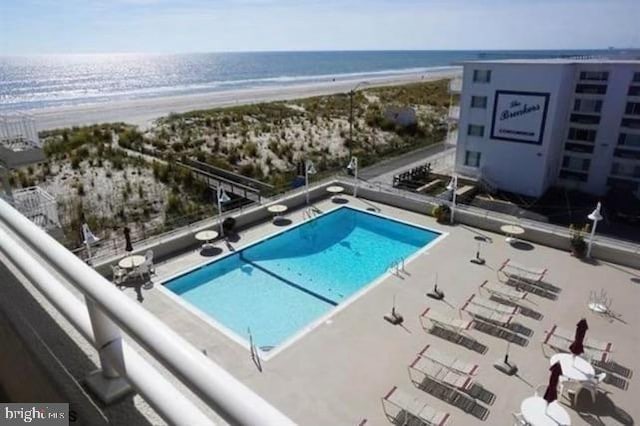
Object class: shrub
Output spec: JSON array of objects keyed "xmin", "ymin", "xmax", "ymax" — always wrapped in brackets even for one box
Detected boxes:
[{"xmin": 431, "ymin": 204, "xmax": 451, "ymax": 224}]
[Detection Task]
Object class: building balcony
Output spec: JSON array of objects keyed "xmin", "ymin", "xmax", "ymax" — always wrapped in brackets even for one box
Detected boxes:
[
  {"xmin": 448, "ymin": 105, "xmax": 460, "ymax": 121},
  {"xmin": 449, "ymin": 77, "xmax": 462, "ymax": 94},
  {"xmin": 11, "ymin": 186, "xmax": 60, "ymax": 232}
]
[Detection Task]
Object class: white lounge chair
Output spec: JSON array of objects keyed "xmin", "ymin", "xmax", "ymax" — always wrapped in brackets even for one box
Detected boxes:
[
  {"xmin": 466, "ymin": 293, "xmax": 519, "ymax": 316},
  {"xmin": 542, "ymin": 327, "xmax": 610, "ymax": 363},
  {"xmin": 512, "ymin": 412, "xmax": 529, "ymax": 425},
  {"xmin": 417, "ymin": 344, "xmax": 478, "ymax": 376},
  {"xmin": 382, "ymin": 386, "xmax": 450, "ymax": 426},
  {"xmin": 498, "ymin": 259, "xmax": 547, "ymax": 284},
  {"xmin": 419, "ymin": 308, "xmax": 474, "ymax": 336},
  {"xmin": 479, "ymin": 280, "xmax": 529, "ymax": 303},
  {"xmin": 461, "ymin": 299, "xmax": 514, "ymax": 327},
  {"xmin": 409, "ymin": 356, "xmax": 475, "ymax": 391}
]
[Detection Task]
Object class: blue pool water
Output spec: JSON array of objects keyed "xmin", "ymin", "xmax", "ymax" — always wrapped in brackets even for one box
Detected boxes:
[{"xmin": 165, "ymin": 207, "xmax": 440, "ymax": 351}]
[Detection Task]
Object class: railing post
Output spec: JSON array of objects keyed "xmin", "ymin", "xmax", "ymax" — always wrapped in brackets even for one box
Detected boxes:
[{"xmin": 84, "ymin": 297, "xmax": 133, "ymax": 403}]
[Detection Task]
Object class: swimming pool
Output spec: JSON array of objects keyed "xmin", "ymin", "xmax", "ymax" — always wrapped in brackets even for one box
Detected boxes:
[{"xmin": 164, "ymin": 206, "xmax": 443, "ymax": 356}]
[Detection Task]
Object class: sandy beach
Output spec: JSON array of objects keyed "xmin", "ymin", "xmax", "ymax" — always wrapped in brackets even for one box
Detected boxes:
[{"xmin": 31, "ymin": 67, "xmax": 461, "ymax": 131}]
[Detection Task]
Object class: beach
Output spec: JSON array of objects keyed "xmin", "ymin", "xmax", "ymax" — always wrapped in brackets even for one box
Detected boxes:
[{"xmin": 30, "ymin": 67, "xmax": 460, "ymax": 131}]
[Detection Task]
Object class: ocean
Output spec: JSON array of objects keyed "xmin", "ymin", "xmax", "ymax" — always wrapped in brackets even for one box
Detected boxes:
[{"xmin": 0, "ymin": 50, "xmax": 636, "ymax": 112}]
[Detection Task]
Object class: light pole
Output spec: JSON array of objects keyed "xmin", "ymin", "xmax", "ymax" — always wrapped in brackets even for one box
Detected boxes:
[
  {"xmin": 347, "ymin": 156, "xmax": 358, "ymax": 198},
  {"xmin": 446, "ymin": 175, "xmax": 458, "ymax": 224},
  {"xmin": 217, "ymin": 185, "xmax": 231, "ymax": 235},
  {"xmin": 587, "ymin": 202, "xmax": 603, "ymax": 258},
  {"xmin": 348, "ymin": 81, "xmax": 369, "ymax": 157},
  {"xmin": 304, "ymin": 160, "xmax": 317, "ymax": 205}
]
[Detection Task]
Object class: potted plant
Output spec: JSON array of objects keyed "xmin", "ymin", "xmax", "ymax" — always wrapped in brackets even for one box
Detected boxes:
[
  {"xmin": 432, "ymin": 203, "xmax": 451, "ymax": 224},
  {"xmin": 569, "ymin": 224, "xmax": 589, "ymax": 258}
]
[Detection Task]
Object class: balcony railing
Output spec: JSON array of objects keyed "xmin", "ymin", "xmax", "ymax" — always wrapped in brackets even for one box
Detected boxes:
[{"xmin": 449, "ymin": 78, "xmax": 462, "ymax": 94}]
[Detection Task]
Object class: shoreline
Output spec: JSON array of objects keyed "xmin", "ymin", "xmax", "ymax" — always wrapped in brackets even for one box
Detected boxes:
[{"xmin": 29, "ymin": 67, "xmax": 461, "ymax": 131}]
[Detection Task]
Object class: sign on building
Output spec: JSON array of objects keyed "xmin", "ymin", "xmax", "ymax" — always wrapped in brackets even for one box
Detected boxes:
[{"xmin": 490, "ymin": 90, "xmax": 550, "ymax": 145}]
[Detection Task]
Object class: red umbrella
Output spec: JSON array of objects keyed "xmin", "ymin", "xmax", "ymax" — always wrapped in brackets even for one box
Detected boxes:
[
  {"xmin": 543, "ymin": 362, "xmax": 563, "ymax": 404},
  {"xmin": 569, "ymin": 318, "xmax": 589, "ymax": 356}
]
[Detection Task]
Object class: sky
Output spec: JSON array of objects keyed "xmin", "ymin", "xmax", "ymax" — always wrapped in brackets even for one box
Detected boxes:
[{"xmin": 1, "ymin": 0, "xmax": 639, "ymax": 55}]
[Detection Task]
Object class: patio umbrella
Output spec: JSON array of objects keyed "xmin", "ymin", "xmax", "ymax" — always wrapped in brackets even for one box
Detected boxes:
[
  {"xmin": 124, "ymin": 227, "xmax": 133, "ymax": 252},
  {"xmin": 569, "ymin": 318, "xmax": 589, "ymax": 356},
  {"xmin": 543, "ymin": 362, "xmax": 563, "ymax": 404}
]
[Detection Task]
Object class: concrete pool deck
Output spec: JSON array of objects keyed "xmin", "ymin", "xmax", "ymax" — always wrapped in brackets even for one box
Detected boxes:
[{"xmin": 122, "ymin": 195, "xmax": 640, "ymax": 425}]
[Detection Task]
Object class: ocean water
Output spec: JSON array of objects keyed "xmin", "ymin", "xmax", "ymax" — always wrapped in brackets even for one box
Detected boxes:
[
  {"xmin": 0, "ymin": 49, "xmax": 634, "ymax": 112},
  {"xmin": 165, "ymin": 206, "xmax": 440, "ymax": 350}
]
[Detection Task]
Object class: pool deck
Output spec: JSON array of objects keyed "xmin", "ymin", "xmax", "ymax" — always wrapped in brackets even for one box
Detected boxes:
[{"xmin": 124, "ymin": 195, "xmax": 640, "ymax": 425}]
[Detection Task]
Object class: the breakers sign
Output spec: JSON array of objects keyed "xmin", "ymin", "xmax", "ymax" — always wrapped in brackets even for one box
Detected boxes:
[{"xmin": 490, "ymin": 90, "xmax": 550, "ymax": 145}]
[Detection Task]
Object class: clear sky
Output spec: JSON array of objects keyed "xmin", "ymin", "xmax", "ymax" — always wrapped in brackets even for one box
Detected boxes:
[{"xmin": 1, "ymin": 0, "xmax": 638, "ymax": 55}]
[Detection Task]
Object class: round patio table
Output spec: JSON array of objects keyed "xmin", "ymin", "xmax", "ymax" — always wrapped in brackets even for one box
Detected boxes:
[
  {"xmin": 550, "ymin": 353, "xmax": 595, "ymax": 382},
  {"xmin": 118, "ymin": 255, "xmax": 145, "ymax": 270},
  {"xmin": 267, "ymin": 204, "xmax": 288, "ymax": 222},
  {"xmin": 195, "ymin": 230, "xmax": 219, "ymax": 250},
  {"xmin": 501, "ymin": 224, "xmax": 525, "ymax": 244},
  {"xmin": 327, "ymin": 185, "xmax": 345, "ymax": 200},
  {"xmin": 521, "ymin": 396, "xmax": 571, "ymax": 426}
]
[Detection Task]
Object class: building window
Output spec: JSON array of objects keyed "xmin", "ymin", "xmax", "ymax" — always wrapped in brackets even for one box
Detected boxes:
[
  {"xmin": 579, "ymin": 71, "xmax": 609, "ymax": 81},
  {"xmin": 559, "ymin": 170, "xmax": 588, "ymax": 182},
  {"xmin": 634, "ymin": 72, "xmax": 640, "ymax": 83},
  {"xmin": 467, "ymin": 124, "xmax": 485, "ymax": 137},
  {"xmin": 470, "ymin": 95, "xmax": 487, "ymax": 109},
  {"xmin": 576, "ymin": 84, "xmax": 607, "ymax": 95},
  {"xmin": 464, "ymin": 150, "xmax": 481, "ymax": 167},
  {"xmin": 619, "ymin": 133, "xmax": 640, "ymax": 147},
  {"xmin": 565, "ymin": 143, "xmax": 594, "ymax": 154},
  {"xmin": 568, "ymin": 127, "xmax": 597, "ymax": 142},
  {"xmin": 611, "ymin": 162, "xmax": 640, "ymax": 178},
  {"xmin": 614, "ymin": 149, "xmax": 640, "ymax": 160},
  {"xmin": 472, "ymin": 70, "xmax": 491, "ymax": 83},
  {"xmin": 562, "ymin": 156, "xmax": 590, "ymax": 172},
  {"xmin": 621, "ymin": 118, "xmax": 640, "ymax": 129},
  {"xmin": 629, "ymin": 86, "xmax": 640, "ymax": 96},
  {"xmin": 573, "ymin": 99, "xmax": 602, "ymax": 113},
  {"xmin": 570, "ymin": 114, "xmax": 600, "ymax": 125},
  {"xmin": 625, "ymin": 102, "xmax": 640, "ymax": 115}
]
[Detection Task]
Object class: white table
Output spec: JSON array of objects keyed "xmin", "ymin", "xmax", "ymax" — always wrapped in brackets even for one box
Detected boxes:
[
  {"xmin": 501, "ymin": 224, "xmax": 525, "ymax": 244},
  {"xmin": 267, "ymin": 204, "xmax": 288, "ymax": 223},
  {"xmin": 195, "ymin": 230, "xmax": 219, "ymax": 250},
  {"xmin": 551, "ymin": 353, "xmax": 595, "ymax": 382},
  {"xmin": 521, "ymin": 396, "xmax": 571, "ymax": 426},
  {"xmin": 326, "ymin": 185, "xmax": 345, "ymax": 200},
  {"xmin": 118, "ymin": 255, "xmax": 145, "ymax": 270}
]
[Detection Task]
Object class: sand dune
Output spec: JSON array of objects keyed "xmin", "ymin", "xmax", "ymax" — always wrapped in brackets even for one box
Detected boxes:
[{"xmin": 31, "ymin": 67, "xmax": 461, "ymax": 131}]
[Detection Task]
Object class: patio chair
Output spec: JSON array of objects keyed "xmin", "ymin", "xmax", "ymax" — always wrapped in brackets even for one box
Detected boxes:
[
  {"xmin": 136, "ymin": 262, "xmax": 152, "ymax": 280},
  {"xmin": 461, "ymin": 299, "xmax": 514, "ymax": 327},
  {"xmin": 551, "ymin": 325, "xmax": 613, "ymax": 353},
  {"xmin": 479, "ymin": 280, "xmax": 529, "ymax": 304},
  {"xmin": 541, "ymin": 328, "xmax": 610, "ymax": 363},
  {"xmin": 144, "ymin": 250, "xmax": 156, "ymax": 275},
  {"xmin": 111, "ymin": 265, "xmax": 127, "ymax": 285},
  {"xmin": 417, "ymin": 344, "xmax": 478, "ymax": 376},
  {"xmin": 381, "ymin": 386, "xmax": 450, "ymax": 426},
  {"xmin": 498, "ymin": 259, "xmax": 547, "ymax": 284},
  {"xmin": 409, "ymin": 356, "xmax": 475, "ymax": 392},
  {"xmin": 512, "ymin": 412, "xmax": 529, "ymax": 426},
  {"xmin": 466, "ymin": 293, "xmax": 519, "ymax": 316},
  {"xmin": 419, "ymin": 307, "xmax": 474, "ymax": 336}
]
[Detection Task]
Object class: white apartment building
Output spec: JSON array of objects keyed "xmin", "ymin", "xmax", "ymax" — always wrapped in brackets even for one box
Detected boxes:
[{"xmin": 454, "ymin": 59, "xmax": 640, "ymax": 197}]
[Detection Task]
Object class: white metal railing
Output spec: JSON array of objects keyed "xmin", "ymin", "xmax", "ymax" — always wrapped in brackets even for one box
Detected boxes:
[{"xmin": 0, "ymin": 197, "xmax": 295, "ymax": 426}]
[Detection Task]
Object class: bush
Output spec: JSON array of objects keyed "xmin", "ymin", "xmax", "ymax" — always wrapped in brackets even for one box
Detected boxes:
[{"xmin": 432, "ymin": 204, "xmax": 451, "ymax": 224}]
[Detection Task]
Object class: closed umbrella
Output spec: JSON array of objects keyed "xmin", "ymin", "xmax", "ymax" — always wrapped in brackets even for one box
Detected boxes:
[
  {"xmin": 543, "ymin": 362, "xmax": 563, "ymax": 404},
  {"xmin": 124, "ymin": 227, "xmax": 133, "ymax": 252},
  {"xmin": 569, "ymin": 318, "xmax": 589, "ymax": 356}
]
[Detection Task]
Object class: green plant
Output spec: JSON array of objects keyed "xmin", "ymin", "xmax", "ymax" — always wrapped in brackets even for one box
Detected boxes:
[
  {"xmin": 569, "ymin": 224, "xmax": 589, "ymax": 258},
  {"xmin": 431, "ymin": 203, "xmax": 451, "ymax": 224}
]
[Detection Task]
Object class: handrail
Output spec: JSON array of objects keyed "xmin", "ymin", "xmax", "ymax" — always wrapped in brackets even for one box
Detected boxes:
[
  {"xmin": 0, "ymin": 226, "xmax": 216, "ymax": 426},
  {"xmin": 0, "ymin": 197, "xmax": 295, "ymax": 426}
]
